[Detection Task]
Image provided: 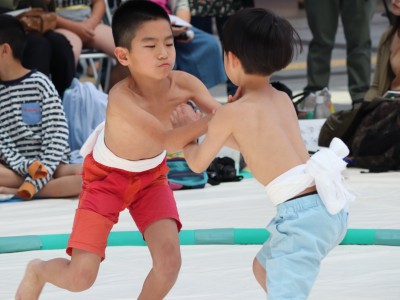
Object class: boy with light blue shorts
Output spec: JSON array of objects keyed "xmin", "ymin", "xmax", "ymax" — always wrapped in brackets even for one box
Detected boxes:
[
  {"xmin": 174, "ymin": 8, "xmax": 354, "ymax": 300},
  {"xmin": 256, "ymin": 193, "xmax": 348, "ymax": 299}
]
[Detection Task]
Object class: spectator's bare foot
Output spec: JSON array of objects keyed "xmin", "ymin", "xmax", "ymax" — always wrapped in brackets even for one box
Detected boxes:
[{"xmin": 15, "ymin": 259, "xmax": 45, "ymax": 300}]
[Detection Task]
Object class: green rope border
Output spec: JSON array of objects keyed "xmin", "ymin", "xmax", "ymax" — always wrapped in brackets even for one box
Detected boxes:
[{"xmin": 1, "ymin": 228, "xmax": 399, "ymax": 254}]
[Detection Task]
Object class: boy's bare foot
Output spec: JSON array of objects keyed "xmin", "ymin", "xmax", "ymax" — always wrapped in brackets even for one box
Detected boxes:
[{"xmin": 15, "ymin": 259, "xmax": 45, "ymax": 300}]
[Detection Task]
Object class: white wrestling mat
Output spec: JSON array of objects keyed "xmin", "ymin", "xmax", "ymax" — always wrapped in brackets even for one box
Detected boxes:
[{"xmin": 1, "ymin": 168, "xmax": 400, "ymax": 299}]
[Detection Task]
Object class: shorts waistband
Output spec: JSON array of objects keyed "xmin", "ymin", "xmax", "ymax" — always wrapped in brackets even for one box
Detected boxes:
[
  {"xmin": 286, "ymin": 191, "xmax": 318, "ymax": 202},
  {"xmin": 277, "ymin": 193, "xmax": 322, "ymax": 214}
]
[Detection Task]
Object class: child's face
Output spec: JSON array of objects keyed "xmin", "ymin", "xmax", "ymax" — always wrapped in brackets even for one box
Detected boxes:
[
  {"xmin": 126, "ymin": 19, "xmax": 176, "ymax": 79},
  {"xmin": 392, "ymin": 0, "xmax": 400, "ymax": 16}
]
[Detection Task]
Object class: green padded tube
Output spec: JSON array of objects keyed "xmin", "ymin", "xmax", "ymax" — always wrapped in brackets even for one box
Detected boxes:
[
  {"xmin": 1, "ymin": 228, "xmax": 399, "ymax": 254},
  {"xmin": 0, "ymin": 235, "xmax": 41, "ymax": 253}
]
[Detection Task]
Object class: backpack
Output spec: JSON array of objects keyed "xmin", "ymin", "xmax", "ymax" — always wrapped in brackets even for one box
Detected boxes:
[
  {"xmin": 318, "ymin": 98, "xmax": 400, "ymax": 172},
  {"xmin": 167, "ymin": 157, "xmax": 208, "ymax": 190},
  {"xmin": 206, "ymin": 157, "xmax": 243, "ymax": 185}
]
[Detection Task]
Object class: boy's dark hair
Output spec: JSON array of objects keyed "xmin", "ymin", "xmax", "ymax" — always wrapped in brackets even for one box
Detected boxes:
[
  {"xmin": 112, "ymin": 0, "xmax": 171, "ymax": 49},
  {"xmin": 0, "ymin": 14, "xmax": 27, "ymax": 61},
  {"xmin": 222, "ymin": 8, "xmax": 302, "ymax": 76}
]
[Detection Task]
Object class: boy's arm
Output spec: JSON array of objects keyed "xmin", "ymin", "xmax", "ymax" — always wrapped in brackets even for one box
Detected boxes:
[
  {"xmin": 179, "ymin": 72, "xmax": 240, "ymax": 150},
  {"xmin": 0, "ymin": 131, "xmax": 35, "ymax": 176},
  {"xmin": 180, "ymin": 72, "xmax": 222, "ymax": 114},
  {"xmin": 36, "ymin": 81, "xmax": 70, "ymax": 178},
  {"xmin": 183, "ymin": 106, "xmax": 234, "ymax": 173},
  {"xmin": 163, "ymin": 114, "xmax": 212, "ymax": 153}
]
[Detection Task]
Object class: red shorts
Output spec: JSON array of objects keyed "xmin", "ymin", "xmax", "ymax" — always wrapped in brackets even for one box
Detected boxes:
[{"xmin": 67, "ymin": 153, "xmax": 182, "ymax": 260}]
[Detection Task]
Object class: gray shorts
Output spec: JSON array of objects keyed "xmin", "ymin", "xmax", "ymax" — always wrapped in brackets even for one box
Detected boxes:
[{"xmin": 57, "ymin": 7, "xmax": 91, "ymax": 22}]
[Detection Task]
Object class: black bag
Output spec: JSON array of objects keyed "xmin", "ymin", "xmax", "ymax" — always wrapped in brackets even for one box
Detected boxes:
[
  {"xmin": 270, "ymin": 81, "xmax": 314, "ymax": 116},
  {"xmin": 350, "ymin": 100, "xmax": 400, "ymax": 172},
  {"xmin": 318, "ymin": 98, "xmax": 400, "ymax": 172},
  {"xmin": 318, "ymin": 102, "xmax": 367, "ymax": 147},
  {"xmin": 207, "ymin": 157, "xmax": 243, "ymax": 185}
]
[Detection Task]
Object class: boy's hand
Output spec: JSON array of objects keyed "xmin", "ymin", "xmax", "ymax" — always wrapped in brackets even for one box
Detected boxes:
[
  {"xmin": 227, "ymin": 86, "xmax": 243, "ymax": 103},
  {"xmin": 170, "ymin": 103, "xmax": 202, "ymax": 128}
]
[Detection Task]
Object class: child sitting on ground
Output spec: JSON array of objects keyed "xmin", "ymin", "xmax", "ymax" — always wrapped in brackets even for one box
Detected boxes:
[
  {"xmin": 0, "ymin": 14, "xmax": 82, "ymax": 200},
  {"xmin": 174, "ymin": 8, "xmax": 353, "ymax": 299}
]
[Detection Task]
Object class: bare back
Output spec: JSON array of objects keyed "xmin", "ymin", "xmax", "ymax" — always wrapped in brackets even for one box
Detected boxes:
[
  {"xmin": 105, "ymin": 71, "xmax": 219, "ymax": 160},
  {"xmin": 203, "ymin": 87, "xmax": 310, "ymax": 187},
  {"xmin": 233, "ymin": 90, "xmax": 309, "ymax": 185}
]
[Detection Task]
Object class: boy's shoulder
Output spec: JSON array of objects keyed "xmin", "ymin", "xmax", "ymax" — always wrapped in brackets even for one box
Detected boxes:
[
  {"xmin": 171, "ymin": 70, "xmax": 205, "ymax": 93},
  {"xmin": 28, "ymin": 70, "xmax": 59, "ymax": 94},
  {"xmin": 172, "ymin": 70, "xmax": 198, "ymax": 84},
  {"xmin": 1, "ymin": 70, "xmax": 56, "ymax": 93},
  {"xmin": 25, "ymin": 70, "xmax": 55, "ymax": 87}
]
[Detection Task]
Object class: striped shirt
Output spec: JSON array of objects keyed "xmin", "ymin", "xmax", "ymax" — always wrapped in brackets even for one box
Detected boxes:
[{"xmin": 0, "ymin": 70, "xmax": 71, "ymax": 194}]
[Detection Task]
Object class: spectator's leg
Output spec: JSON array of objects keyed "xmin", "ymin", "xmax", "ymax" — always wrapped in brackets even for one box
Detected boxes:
[
  {"xmin": 191, "ymin": 16, "xmax": 237, "ymax": 95},
  {"xmin": 45, "ymin": 31, "xmax": 76, "ymax": 97},
  {"xmin": 34, "ymin": 175, "xmax": 82, "ymax": 198},
  {"xmin": 175, "ymin": 27, "xmax": 227, "ymax": 89},
  {"xmin": 55, "ymin": 28, "xmax": 83, "ymax": 66},
  {"xmin": 304, "ymin": 0, "xmax": 340, "ymax": 92},
  {"xmin": 0, "ymin": 164, "xmax": 23, "ymax": 188},
  {"xmin": 85, "ymin": 24, "xmax": 116, "ymax": 57},
  {"xmin": 215, "ymin": 16, "xmax": 229, "ymax": 38},
  {"xmin": 86, "ymin": 24, "xmax": 121, "ymax": 91},
  {"xmin": 341, "ymin": 0, "xmax": 375, "ymax": 102},
  {"xmin": 190, "ymin": 16, "xmax": 213, "ymax": 33},
  {"xmin": 22, "ymin": 33, "xmax": 51, "ymax": 76}
]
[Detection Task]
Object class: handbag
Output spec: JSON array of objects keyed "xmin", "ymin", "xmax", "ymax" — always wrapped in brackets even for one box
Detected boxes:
[{"xmin": 17, "ymin": 8, "xmax": 57, "ymax": 34}]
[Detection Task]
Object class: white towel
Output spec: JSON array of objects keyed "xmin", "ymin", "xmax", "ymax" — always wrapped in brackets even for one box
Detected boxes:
[
  {"xmin": 80, "ymin": 121, "xmax": 166, "ymax": 172},
  {"xmin": 265, "ymin": 138, "xmax": 355, "ymax": 214},
  {"xmin": 80, "ymin": 121, "xmax": 105, "ymax": 158}
]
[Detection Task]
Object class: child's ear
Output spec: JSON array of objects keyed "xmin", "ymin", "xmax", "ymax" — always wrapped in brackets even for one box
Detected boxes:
[
  {"xmin": 114, "ymin": 47, "xmax": 130, "ymax": 66},
  {"xmin": 0, "ymin": 43, "xmax": 11, "ymax": 55},
  {"xmin": 227, "ymin": 51, "xmax": 240, "ymax": 67}
]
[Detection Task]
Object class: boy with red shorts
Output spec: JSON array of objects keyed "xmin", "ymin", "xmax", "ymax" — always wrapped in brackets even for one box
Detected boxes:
[{"xmin": 16, "ymin": 1, "xmax": 221, "ymax": 299}]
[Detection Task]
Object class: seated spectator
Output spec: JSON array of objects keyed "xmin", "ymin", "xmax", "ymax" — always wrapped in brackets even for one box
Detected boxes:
[
  {"xmin": 54, "ymin": 0, "xmax": 115, "ymax": 65},
  {"xmin": 108, "ymin": 0, "xmax": 227, "ymax": 90},
  {"xmin": 364, "ymin": 1, "xmax": 400, "ymax": 101},
  {"xmin": 0, "ymin": 14, "xmax": 82, "ymax": 200},
  {"xmin": 1, "ymin": 1, "xmax": 75, "ymax": 98}
]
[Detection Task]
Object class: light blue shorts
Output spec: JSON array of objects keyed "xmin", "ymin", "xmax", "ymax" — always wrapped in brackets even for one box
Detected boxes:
[{"xmin": 256, "ymin": 193, "xmax": 348, "ymax": 300}]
